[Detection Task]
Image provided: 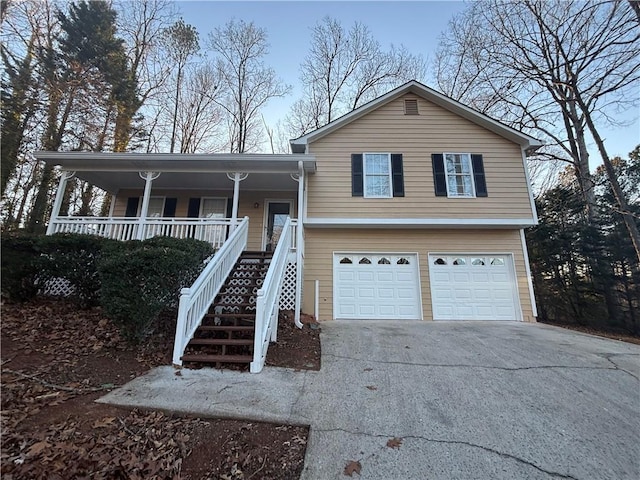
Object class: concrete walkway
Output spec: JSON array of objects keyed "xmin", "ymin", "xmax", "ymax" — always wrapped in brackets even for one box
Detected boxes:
[{"xmin": 99, "ymin": 321, "xmax": 640, "ymax": 479}]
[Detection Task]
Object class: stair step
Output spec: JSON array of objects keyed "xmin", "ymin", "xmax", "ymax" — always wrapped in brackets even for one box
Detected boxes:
[
  {"xmin": 181, "ymin": 354, "xmax": 253, "ymax": 364},
  {"xmin": 213, "ymin": 302, "xmax": 255, "ymax": 308},
  {"xmin": 205, "ymin": 313, "xmax": 256, "ymax": 318},
  {"xmin": 242, "ymin": 251, "xmax": 273, "ymax": 257},
  {"xmin": 197, "ymin": 325, "xmax": 255, "ymax": 332},
  {"xmin": 188, "ymin": 338, "xmax": 254, "ymax": 346}
]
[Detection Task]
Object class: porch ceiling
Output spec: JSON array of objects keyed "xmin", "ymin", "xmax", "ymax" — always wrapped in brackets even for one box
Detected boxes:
[{"xmin": 35, "ymin": 152, "xmax": 316, "ymax": 194}]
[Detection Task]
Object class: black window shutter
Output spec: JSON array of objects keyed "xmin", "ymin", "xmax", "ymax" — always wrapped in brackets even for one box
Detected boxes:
[
  {"xmin": 431, "ymin": 154, "xmax": 447, "ymax": 197},
  {"xmin": 125, "ymin": 197, "xmax": 139, "ymax": 217},
  {"xmin": 163, "ymin": 198, "xmax": 177, "ymax": 217},
  {"xmin": 187, "ymin": 198, "xmax": 201, "ymax": 218},
  {"xmin": 471, "ymin": 154, "xmax": 488, "ymax": 197},
  {"xmin": 226, "ymin": 198, "xmax": 233, "ymax": 218},
  {"xmin": 391, "ymin": 154, "xmax": 404, "ymax": 197},
  {"xmin": 351, "ymin": 154, "xmax": 364, "ymax": 197}
]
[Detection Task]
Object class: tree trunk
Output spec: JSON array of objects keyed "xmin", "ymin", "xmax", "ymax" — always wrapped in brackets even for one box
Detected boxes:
[
  {"xmin": 28, "ymin": 85, "xmax": 76, "ymax": 233},
  {"xmin": 579, "ymin": 101, "xmax": 640, "ymax": 262}
]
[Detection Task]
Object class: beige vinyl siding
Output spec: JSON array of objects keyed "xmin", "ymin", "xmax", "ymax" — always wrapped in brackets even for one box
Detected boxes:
[
  {"xmin": 302, "ymin": 228, "xmax": 535, "ymax": 323},
  {"xmin": 306, "ymin": 94, "xmax": 534, "ymax": 219},
  {"xmin": 113, "ymin": 189, "xmax": 296, "ymax": 250}
]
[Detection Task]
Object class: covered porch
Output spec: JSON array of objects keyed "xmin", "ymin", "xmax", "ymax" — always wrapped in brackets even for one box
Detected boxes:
[{"xmin": 37, "ymin": 152, "xmax": 316, "ymax": 251}]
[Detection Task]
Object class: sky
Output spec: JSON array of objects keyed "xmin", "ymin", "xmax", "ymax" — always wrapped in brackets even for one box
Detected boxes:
[{"xmin": 177, "ymin": 0, "xmax": 639, "ymax": 164}]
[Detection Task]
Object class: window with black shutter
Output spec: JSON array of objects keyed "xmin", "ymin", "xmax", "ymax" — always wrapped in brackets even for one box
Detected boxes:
[
  {"xmin": 351, "ymin": 153, "xmax": 404, "ymax": 198},
  {"xmin": 432, "ymin": 153, "xmax": 487, "ymax": 198}
]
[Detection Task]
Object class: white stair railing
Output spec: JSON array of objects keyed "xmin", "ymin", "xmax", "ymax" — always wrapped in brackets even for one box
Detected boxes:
[
  {"xmin": 172, "ymin": 217, "xmax": 249, "ymax": 366},
  {"xmin": 251, "ymin": 216, "xmax": 293, "ymax": 373}
]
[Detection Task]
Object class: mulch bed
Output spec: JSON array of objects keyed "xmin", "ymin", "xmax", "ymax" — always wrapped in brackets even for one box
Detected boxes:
[{"xmin": 1, "ymin": 297, "xmax": 321, "ymax": 479}]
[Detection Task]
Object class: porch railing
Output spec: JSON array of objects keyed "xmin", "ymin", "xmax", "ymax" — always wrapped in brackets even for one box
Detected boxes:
[
  {"xmin": 172, "ymin": 217, "xmax": 249, "ymax": 366},
  {"xmin": 48, "ymin": 216, "xmax": 234, "ymax": 249},
  {"xmin": 251, "ymin": 216, "xmax": 293, "ymax": 373}
]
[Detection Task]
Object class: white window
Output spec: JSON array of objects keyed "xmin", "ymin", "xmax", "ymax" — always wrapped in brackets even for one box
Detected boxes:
[
  {"xmin": 145, "ymin": 196, "xmax": 165, "ymax": 217},
  {"xmin": 444, "ymin": 153, "xmax": 475, "ymax": 198},
  {"xmin": 200, "ymin": 198, "xmax": 226, "ymax": 218},
  {"xmin": 364, "ymin": 153, "xmax": 392, "ymax": 198}
]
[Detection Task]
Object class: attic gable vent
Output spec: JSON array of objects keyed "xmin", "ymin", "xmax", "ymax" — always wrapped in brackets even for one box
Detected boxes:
[{"xmin": 404, "ymin": 98, "xmax": 419, "ymax": 115}]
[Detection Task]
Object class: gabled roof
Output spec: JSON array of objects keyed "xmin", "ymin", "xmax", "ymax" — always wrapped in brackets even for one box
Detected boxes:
[{"xmin": 289, "ymin": 80, "xmax": 542, "ymax": 153}]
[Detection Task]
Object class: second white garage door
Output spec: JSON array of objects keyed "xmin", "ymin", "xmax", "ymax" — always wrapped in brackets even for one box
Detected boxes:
[
  {"xmin": 429, "ymin": 254, "xmax": 521, "ymax": 321},
  {"xmin": 334, "ymin": 253, "xmax": 422, "ymax": 320}
]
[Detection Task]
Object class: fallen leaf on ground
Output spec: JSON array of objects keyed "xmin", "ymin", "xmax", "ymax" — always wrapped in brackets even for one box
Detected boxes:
[
  {"xmin": 344, "ymin": 460, "xmax": 362, "ymax": 476},
  {"xmin": 365, "ymin": 385, "xmax": 377, "ymax": 391},
  {"xmin": 386, "ymin": 437, "xmax": 403, "ymax": 449}
]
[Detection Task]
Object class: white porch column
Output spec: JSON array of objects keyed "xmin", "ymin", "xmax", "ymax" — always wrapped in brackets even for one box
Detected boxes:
[
  {"xmin": 137, "ymin": 171, "xmax": 160, "ymax": 240},
  {"xmin": 226, "ymin": 172, "xmax": 248, "ymax": 230},
  {"xmin": 294, "ymin": 161, "xmax": 305, "ymax": 328},
  {"xmin": 46, "ymin": 170, "xmax": 76, "ymax": 235}
]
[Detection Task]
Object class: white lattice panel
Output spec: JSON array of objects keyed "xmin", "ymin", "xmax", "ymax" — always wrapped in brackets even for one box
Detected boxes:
[
  {"xmin": 40, "ymin": 277, "xmax": 75, "ymax": 297},
  {"xmin": 279, "ymin": 261, "xmax": 297, "ymax": 310}
]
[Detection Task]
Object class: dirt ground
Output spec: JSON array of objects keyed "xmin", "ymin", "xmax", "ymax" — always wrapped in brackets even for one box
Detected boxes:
[
  {"xmin": 1, "ymin": 298, "xmax": 321, "ymax": 479},
  {"xmin": 540, "ymin": 320, "xmax": 640, "ymax": 345}
]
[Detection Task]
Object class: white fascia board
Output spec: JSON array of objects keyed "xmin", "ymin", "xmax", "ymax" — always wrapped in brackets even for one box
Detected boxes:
[
  {"xmin": 304, "ymin": 218, "xmax": 537, "ymax": 228},
  {"xmin": 34, "ymin": 152, "xmax": 317, "ymax": 174}
]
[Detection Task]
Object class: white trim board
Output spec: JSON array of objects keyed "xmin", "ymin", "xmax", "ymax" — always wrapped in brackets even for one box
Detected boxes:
[{"xmin": 305, "ymin": 218, "xmax": 537, "ymax": 228}]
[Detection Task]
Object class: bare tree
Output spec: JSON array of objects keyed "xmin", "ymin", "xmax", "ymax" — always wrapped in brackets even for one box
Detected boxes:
[
  {"xmin": 208, "ymin": 19, "xmax": 290, "ymax": 153},
  {"xmin": 162, "ymin": 18, "xmax": 199, "ymax": 153},
  {"xmin": 288, "ymin": 16, "xmax": 426, "ymax": 136},
  {"xmin": 115, "ymin": 0, "xmax": 176, "ymax": 152},
  {"xmin": 175, "ymin": 63, "xmax": 224, "ymax": 153},
  {"xmin": 434, "ymin": 0, "xmax": 640, "ymax": 260}
]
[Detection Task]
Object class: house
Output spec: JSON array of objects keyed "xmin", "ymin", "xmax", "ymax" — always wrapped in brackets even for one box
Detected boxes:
[{"xmin": 38, "ymin": 80, "xmax": 541, "ymax": 372}]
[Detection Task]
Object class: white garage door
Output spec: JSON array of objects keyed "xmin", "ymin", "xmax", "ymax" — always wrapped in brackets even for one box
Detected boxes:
[
  {"xmin": 429, "ymin": 254, "xmax": 520, "ymax": 321},
  {"xmin": 334, "ymin": 253, "xmax": 422, "ymax": 320}
]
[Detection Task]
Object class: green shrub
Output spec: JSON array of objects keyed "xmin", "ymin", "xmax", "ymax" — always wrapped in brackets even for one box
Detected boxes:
[
  {"xmin": 38, "ymin": 233, "xmax": 115, "ymax": 308},
  {"xmin": 99, "ymin": 237, "xmax": 213, "ymax": 343},
  {"xmin": 1, "ymin": 231, "xmax": 41, "ymax": 302}
]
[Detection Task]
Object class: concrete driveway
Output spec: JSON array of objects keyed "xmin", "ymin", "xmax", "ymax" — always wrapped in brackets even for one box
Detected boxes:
[{"xmin": 100, "ymin": 321, "xmax": 640, "ymax": 479}]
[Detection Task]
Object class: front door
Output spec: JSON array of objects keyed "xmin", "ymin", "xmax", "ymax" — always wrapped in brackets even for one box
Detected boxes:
[{"xmin": 263, "ymin": 201, "xmax": 291, "ymax": 251}]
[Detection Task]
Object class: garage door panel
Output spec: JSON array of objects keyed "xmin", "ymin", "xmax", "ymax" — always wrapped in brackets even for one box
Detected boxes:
[
  {"xmin": 397, "ymin": 288, "xmax": 416, "ymax": 299},
  {"xmin": 358, "ymin": 287, "xmax": 375, "ymax": 298},
  {"xmin": 359, "ymin": 305, "xmax": 375, "ymax": 316},
  {"xmin": 453, "ymin": 272, "xmax": 470, "ymax": 282},
  {"xmin": 454, "ymin": 288, "xmax": 472, "ymax": 300},
  {"xmin": 357, "ymin": 271, "xmax": 375, "ymax": 282},
  {"xmin": 396, "ymin": 272, "xmax": 414, "ymax": 282},
  {"xmin": 379, "ymin": 305, "xmax": 396, "ymax": 316},
  {"xmin": 338, "ymin": 287, "xmax": 355, "ymax": 298},
  {"xmin": 472, "ymin": 272, "xmax": 490, "ymax": 282},
  {"xmin": 490, "ymin": 272, "xmax": 510, "ymax": 282},
  {"xmin": 398, "ymin": 305, "xmax": 416, "ymax": 320},
  {"xmin": 378, "ymin": 288, "xmax": 394, "ymax": 298},
  {"xmin": 334, "ymin": 253, "xmax": 421, "ymax": 320},
  {"xmin": 429, "ymin": 254, "xmax": 520, "ymax": 321},
  {"xmin": 338, "ymin": 272, "xmax": 355, "ymax": 282},
  {"xmin": 432, "ymin": 272, "xmax": 452, "ymax": 282},
  {"xmin": 338, "ymin": 304, "xmax": 356, "ymax": 315},
  {"xmin": 432, "ymin": 287, "xmax": 453, "ymax": 300},
  {"xmin": 493, "ymin": 289, "xmax": 512, "ymax": 300}
]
